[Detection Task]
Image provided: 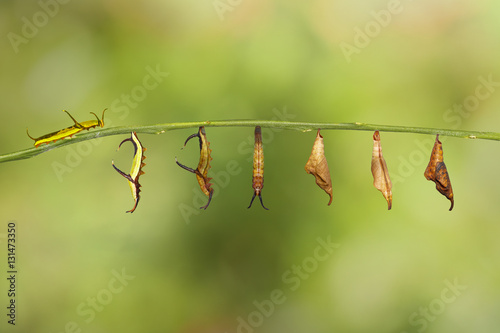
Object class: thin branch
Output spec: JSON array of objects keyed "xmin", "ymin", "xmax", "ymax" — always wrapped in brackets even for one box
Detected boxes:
[{"xmin": 2, "ymin": 120, "xmax": 500, "ymax": 164}]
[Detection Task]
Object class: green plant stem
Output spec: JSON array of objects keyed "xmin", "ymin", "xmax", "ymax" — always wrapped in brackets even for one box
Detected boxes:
[{"xmin": 2, "ymin": 120, "xmax": 500, "ymax": 164}]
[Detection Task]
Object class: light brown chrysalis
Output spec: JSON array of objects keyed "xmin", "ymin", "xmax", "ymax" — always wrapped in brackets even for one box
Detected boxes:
[
  {"xmin": 371, "ymin": 131, "xmax": 392, "ymax": 210},
  {"xmin": 248, "ymin": 126, "xmax": 268, "ymax": 209},
  {"xmin": 424, "ymin": 134, "xmax": 454, "ymax": 211},
  {"xmin": 305, "ymin": 129, "xmax": 333, "ymax": 205}
]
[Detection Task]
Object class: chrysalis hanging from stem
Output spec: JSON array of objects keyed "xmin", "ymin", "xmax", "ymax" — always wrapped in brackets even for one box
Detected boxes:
[
  {"xmin": 111, "ymin": 132, "xmax": 146, "ymax": 213},
  {"xmin": 305, "ymin": 129, "xmax": 333, "ymax": 205},
  {"xmin": 248, "ymin": 126, "xmax": 268, "ymax": 210},
  {"xmin": 371, "ymin": 131, "xmax": 392, "ymax": 210},
  {"xmin": 176, "ymin": 126, "xmax": 214, "ymax": 210},
  {"xmin": 424, "ymin": 134, "xmax": 454, "ymax": 211}
]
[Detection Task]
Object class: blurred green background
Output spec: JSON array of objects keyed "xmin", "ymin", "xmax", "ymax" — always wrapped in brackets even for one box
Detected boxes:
[{"xmin": 1, "ymin": 0, "xmax": 500, "ymax": 332}]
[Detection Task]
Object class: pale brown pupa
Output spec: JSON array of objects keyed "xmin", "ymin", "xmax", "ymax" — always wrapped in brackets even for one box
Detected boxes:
[{"xmin": 305, "ymin": 129, "xmax": 333, "ymax": 205}]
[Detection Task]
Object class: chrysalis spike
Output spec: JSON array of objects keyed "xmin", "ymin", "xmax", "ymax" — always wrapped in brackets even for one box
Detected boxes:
[
  {"xmin": 117, "ymin": 137, "xmax": 133, "ymax": 151},
  {"xmin": 200, "ymin": 190, "xmax": 213, "ymax": 210},
  {"xmin": 248, "ymin": 193, "xmax": 257, "ymax": 209},
  {"xmin": 183, "ymin": 132, "xmax": 201, "ymax": 149},
  {"xmin": 175, "ymin": 157, "xmax": 197, "ymax": 174},
  {"xmin": 258, "ymin": 193, "xmax": 269, "ymax": 210}
]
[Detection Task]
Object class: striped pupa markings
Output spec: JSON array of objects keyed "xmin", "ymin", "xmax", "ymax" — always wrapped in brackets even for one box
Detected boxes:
[
  {"xmin": 27, "ymin": 109, "xmax": 107, "ymax": 147},
  {"xmin": 112, "ymin": 132, "xmax": 146, "ymax": 213},
  {"xmin": 176, "ymin": 126, "xmax": 214, "ymax": 210},
  {"xmin": 248, "ymin": 126, "xmax": 269, "ymax": 210}
]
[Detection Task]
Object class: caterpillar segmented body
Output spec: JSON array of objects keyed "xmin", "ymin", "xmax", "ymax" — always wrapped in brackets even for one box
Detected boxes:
[
  {"xmin": 27, "ymin": 109, "xmax": 106, "ymax": 147},
  {"xmin": 248, "ymin": 126, "xmax": 268, "ymax": 210}
]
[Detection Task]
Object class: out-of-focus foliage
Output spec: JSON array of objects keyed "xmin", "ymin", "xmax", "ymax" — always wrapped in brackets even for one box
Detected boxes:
[{"xmin": 1, "ymin": 1, "xmax": 500, "ymax": 332}]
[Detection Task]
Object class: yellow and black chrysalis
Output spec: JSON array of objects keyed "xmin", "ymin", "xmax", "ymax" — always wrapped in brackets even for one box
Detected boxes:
[{"xmin": 112, "ymin": 132, "xmax": 146, "ymax": 213}]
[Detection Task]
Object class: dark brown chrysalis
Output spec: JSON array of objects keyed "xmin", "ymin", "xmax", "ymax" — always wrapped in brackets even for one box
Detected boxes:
[
  {"xmin": 248, "ymin": 126, "xmax": 268, "ymax": 210},
  {"xmin": 176, "ymin": 126, "xmax": 214, "ymax": 210},
  {"xmin": 424, "ymin": 134, "xmax": 454, "ymax": 211}
]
